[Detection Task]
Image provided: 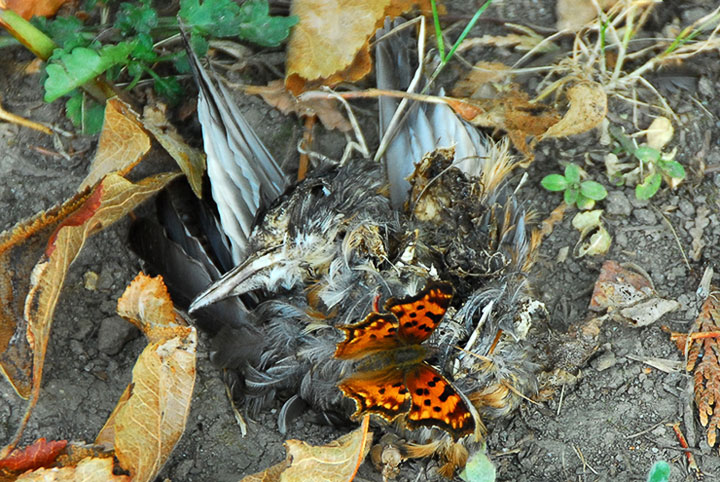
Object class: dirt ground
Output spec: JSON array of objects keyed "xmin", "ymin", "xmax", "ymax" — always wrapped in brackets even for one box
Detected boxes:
[{"xmin": 1, "ymin": 1, "xmax": 720, "ymax": 481}]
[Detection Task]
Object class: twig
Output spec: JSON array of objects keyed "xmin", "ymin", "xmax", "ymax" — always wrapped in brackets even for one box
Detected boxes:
[{"xmin": 669, "ymin": 422, "xmax": 702, "ymax": 478}]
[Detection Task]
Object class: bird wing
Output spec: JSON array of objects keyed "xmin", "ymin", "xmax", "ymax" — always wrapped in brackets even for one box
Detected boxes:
[{"xmin": 183, "ymin": 30, "xmax": 287, "ymax": 263}]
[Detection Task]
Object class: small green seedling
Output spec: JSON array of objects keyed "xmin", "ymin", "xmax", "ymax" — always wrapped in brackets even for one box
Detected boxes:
[
  {"xmin": 608, "ymin": 126, "xmax": 685, "ymax": 200},
  {"xmin": 646, "ymin": 460, "xmax": 670, "ymax": 482},
  {"xmin": 541, "ymin": 163, "xmax": 608, "ymax": 210}
]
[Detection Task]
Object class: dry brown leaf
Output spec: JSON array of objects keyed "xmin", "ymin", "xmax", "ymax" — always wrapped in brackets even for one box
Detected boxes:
[
  {"xmin": 3, "ymin": 0, "xmax": 71, "ymax": 19},
  {"xmin": 540, "ymin": 82, "xmax": 607, "ymax": 139},
  {"xmin": 112, "ymin": 330, "xmax": 196, "ymax": 482},
  {"xmin": 285, "ymin": 0, "xmax": 433, "ymax": 94},
  {"xmin": 450, "ymin": 61, "xmax": 512, "ymax": 99},
  {"xmin": 78, "ymin": 99, "xmax": 151, "ymax": 192},
  {"xmin": 669, "ymin": 290, "xmax": 720, "ymax": 448},
  {"xmin": 0, "ymin": 187, "xmax": 97, "ymax": 398},
  {"xmin": 446, "ymin": 89, "xmax": 561, "ymax": 159},
  {"xmin": 116, "ymin": 272, "xmax": 190, "ymax": 343},
  {"xmin": 246, "ymin": 80, "xmax": 351, "ymax": 132},
  {"xmin": 690, "ymin": 206, "xmax": 709, "ymax": 262},
  {"xmin": 0, "ymin": 438, "xmax": 67, "ymax": 472},
  {"xmin": 556, "ymin": 0, "xmax": 618, "ymax": 31},
  {"xmin": 589, "ymin": 260, "xmax": 678, "ymax": 326},
  {"xmin": 142, "ymin": 104, "xmax": 206, "ymax": 198},
  {"xmin": 97, "ymin": 274, "xmax": 196, "ymax": 482},
  {"xmin": 16, "ymin": 456, "xmax": 129, "ymax": 482},
  {"xmin": 242, "ymin": 416, "xmax": 372, "ymax": 482},
  {"xmin": 0, "ymin": 172, "xmax": 180, "ymax": 457}
]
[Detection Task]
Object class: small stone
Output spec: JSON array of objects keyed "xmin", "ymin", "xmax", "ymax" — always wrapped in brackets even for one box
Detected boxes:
[
  {"xmin": 83, "ymin": 271, "xmax": 99, "ymax": 291},
  {"xmin": 678, "ymin": 199, "xmax": 695, "ymax": 217},
  {"xmin": 633, "ymin": 208, "xmax": 657, "ymax": 225},
  {"xmin": 605, "ymin": 191, "xmax": 632, "ymax": 216},
  {"xmin": 97, "ymin": 316, "xmax": 139, "ymax": 356},
  {"xmin": 592, "ymin": 350, "xmax": 617, "ymax": 371}
]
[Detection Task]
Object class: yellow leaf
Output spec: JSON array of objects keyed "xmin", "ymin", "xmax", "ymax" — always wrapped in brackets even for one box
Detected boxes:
[
  {"xmin": 111, "ymin": 329, "xmax": 196, "ymax": 482},
  {"xmin": 540, "ymin": 82, "xmax": 607, "ymax": 140},
  {"xmin": 285, "ymin": 0, "xmax": 434, "ymax": 94},
  {"xmin": 78, "ymin": 98, "xmax": 152, "ymax": 192},
  {"xmin": 116, "ymin": 272, "xmax": 191, "ymax": 343},
  {"xmin": 16, "ymin": 456, "xmax": 130, "ymax": 481},
  {"xmin": 242, "ymin": 416, "xmax": 372, "ymax": 482},
  {"xmin": 142, "ymin": 104, "xmax": 206, "ymax": 198}
]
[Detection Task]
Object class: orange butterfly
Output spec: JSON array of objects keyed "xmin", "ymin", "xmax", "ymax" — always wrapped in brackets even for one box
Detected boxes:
[{"xmin": 335, "ymin": 281, "xmax": 479, "ymax": 441}]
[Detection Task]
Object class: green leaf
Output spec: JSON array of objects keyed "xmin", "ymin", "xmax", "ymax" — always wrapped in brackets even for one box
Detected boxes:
[
  {"xmin": 236, "ymin": 0, "xmax": 297, "ymax": 47},
  {"xmin": 659, "ymin": 159, "xmax": 685, "ymax": 179},
  {"xmin": 646, "ymin": 461, "xmax": 670, "ymax": 482},
  {"xmin": 65, "ymin": 91, "xmax": 105, "ymax": 135},
  {"xmin": 541, "ymin": 174, "xmax": 568, "ymax": 192},
  {"xmin": 115, "ymin": 0, "xmax": 158, "ymax": 35},
  {"xmin": 564, "ymin": 186, "xmax": 579, "ymax": 205},
  {"xmin": 180, "ymin": 0, "xmax": 244, "ymax": 37},
  {"xmin": 154, "ymin": 76, "xmax": 183, "ymax": 106},
  {"xmin": 173, "ymin": 52, "xmax": 191, "ymax": 74},
  {"xmin": 32, "ymin": 16, "xmax": 90, "ymax": 50},
  {"xmin": 130, "ymin": 33, "xmax": 157, "ymax": 62},
  {"xmin": 580, "ymin": 180, "xmax": 608, "ymax": 201},
  {"xmin": 634, "ymin": 145, "xmax": 661, "ymax": 164},
  {"xmin": 576, "ymin": 193, "xmax": 596, "ymax": 210},
  {"xmin": 636, "ymin": 172, "xmax": 662, "ymax": 200},
  {"xmin": 460, "ymin": 448, "xmax": 496, "ymax": 482},
  {"xmin": 44, "ymin": 43, "xmax": 133, "ymax": 102},
  {"xmin": 564, "ymin": 163, "xmax": 581, "ymax": 184}
]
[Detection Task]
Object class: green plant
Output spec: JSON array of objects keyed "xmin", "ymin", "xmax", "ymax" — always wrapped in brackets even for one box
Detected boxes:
[
  {"xmin": 541, "ymin": 163, "xmax": 607, "ymax": 209},
  {"xmin": 646, "ymin": 461, "xmax": 670, "ymax": 482},
  {"xmin": 6, "ymin": 0, "xmax": 297, "ymax": 134},
  {"xmin": 609, "ymin": 126, "xmax": 685, "ymax": 200}
]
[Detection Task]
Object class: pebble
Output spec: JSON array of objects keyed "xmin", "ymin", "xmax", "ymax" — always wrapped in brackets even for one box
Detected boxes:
[
  {"xmin": 633, "ymin": 208, "xmax": 657, "ymax": 225},
  {"xmin": 605, "ymin": 191, "xmax": 632, "ymax": 216},
  {"xmin": 592, "ymin": 350, "xmax": 617, "ymax": 371},
  {"xmin": 678, "ymin": 198, "xmax": 695, "ymax": 217},
  {"xmin": 97, "ymin": 316, "xmax": 139, "ymax": 356}
]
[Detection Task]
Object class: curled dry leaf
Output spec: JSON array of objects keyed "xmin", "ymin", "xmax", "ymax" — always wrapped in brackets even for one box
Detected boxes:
[
  {"xmin": 446, "ymin": 89, "xmax": 560, "ymax": 160},
  {"xmin": 245, "ymin": 80, "xmax": 351, "ymax": 132},
  {"xmin": 589, "ymin": 260, "xmax": 679, "ymax": 327},
  {"xmin": 285, "ymin": 0, "xmax": 433, "ymax": 94},
  {"xmin": 0, "ymin": 438, "xmax": 67, "ymax": 473},
  {"xmin": 0, "ymin": 172, "xmax": 180, "ymax": 454},
  {"xmin": 540, "ymin": 82, "xmax": 607, "ymax": 140},
  {"xmin": 16, "ymin": 455, "xmax": 129, "ymax": 482},
  {"xmin": 668, "ymin": 290, "xmax": 720, "ymax": 448},
  {"xmin": 142, "ymin": 104, "xmax": 206, "ymax": 198},
  {"xmin": 450, "ymin": 61, "xmax": 512, "ymax": 99},
  {"xmin": 646, "ymin": 116, "xmax": 673, "ymax": 150},
  {"xmin": 690, "ymin": 206, "xmax": 710, "ymax": 262},
  {"xmin": 242, "ymin": 415, "xmax": 372, "ymax": 482},
  {"xmin": 116, "ymin": 272, "xmax": 190, "ymax": 343},
  {"xmin": 78, "ymin": 99, "xmax": 151, "ymax": 192},
  {"xmin": 571, "ymin": 210, "xmax": 611, "ymax": 257},
  {"xmin": 556, "ymin": 0, "xmax": 618, "ymax": 31},
  {"xmin": 96, "ymin": 274, "xmax": 196, "ymax": 482}
]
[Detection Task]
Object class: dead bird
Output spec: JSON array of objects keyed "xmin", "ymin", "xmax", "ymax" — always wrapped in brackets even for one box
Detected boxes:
[{"xmin": 131, "ymin": 18, "xmax": 544, "ymax": 477}]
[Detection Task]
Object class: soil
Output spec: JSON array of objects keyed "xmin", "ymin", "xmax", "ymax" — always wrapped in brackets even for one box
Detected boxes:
[{"xmin": 1, "ymin": 1, "xmax": 720, "ymax": 481}]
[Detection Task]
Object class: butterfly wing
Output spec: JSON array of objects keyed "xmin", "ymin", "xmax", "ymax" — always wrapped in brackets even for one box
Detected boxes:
[
  {"xmin": 335, "ymin": 313, "xmax": 403, "ymax": 359},
  {"xmin": 403, "ymin": 362, "xmax": 477, "ymax": 441},
  {"xmin": 385, "ymin": 281, "xmax": 454, "ymax": 344},
  {"xmin": 338, "ymin": 367, "xmax": 411, "ymax": 423}
]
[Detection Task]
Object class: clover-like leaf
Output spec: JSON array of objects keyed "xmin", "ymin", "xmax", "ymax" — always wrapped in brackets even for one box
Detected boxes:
[
  {"xmin": 634, "ymin": 145, "xmax": 661, "ymax": 164},
  {"xmin": 564, "ymin": 163, "xmax": 581, "ymax": 184},
  {"xmin": 44, "ymin": 43, "xmax": 133, "ymax": 102},
  {"xmin": 564, "ymin": 185, "xmax": 579, "ymax": 205},
  {"xmin": 580, "ymin": 180, "xmax": 607, "ymax": 201},
  {"xmin": 636, "ymin": 172, "xmax": 662, "ymax": 200},
  {"xmin": 659, "ymin": 159, "xmax": 685, "ymax": 180},
  {"xmin": 541, "ymin": 174, "xmax": 568, "ymax": 192},
  {"xmin": 576, "ymin": 193, "xmax": 596, "ymax": 210}
]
